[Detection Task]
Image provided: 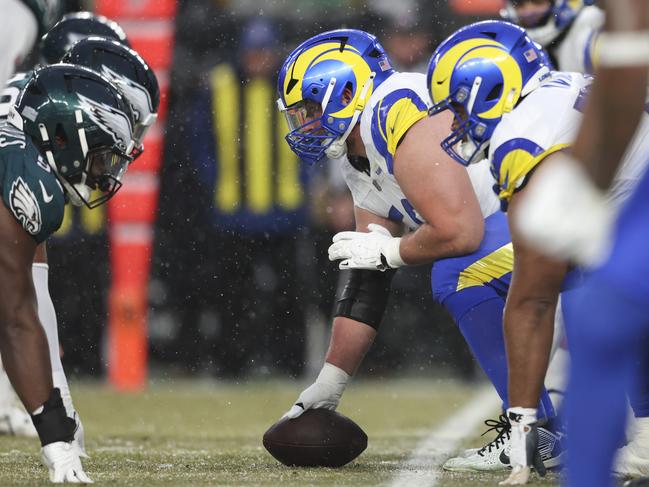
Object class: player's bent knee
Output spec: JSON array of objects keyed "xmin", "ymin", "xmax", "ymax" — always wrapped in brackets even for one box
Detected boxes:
[{"xmin": 333, "ymin": 269, "xmax": 396, "ymax": 330}]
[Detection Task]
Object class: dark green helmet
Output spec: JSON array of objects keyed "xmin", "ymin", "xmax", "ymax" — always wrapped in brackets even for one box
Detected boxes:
[
  {"xmin": 8, "ymin": 64, "xmax": 134, "ymax": 208},
  {"xmin": 40, "ymin": 11, "xmax": 130, "ymax": 65},
  {"xmin": 62, "ymin": 36, "xmax": 160, "ymax": 160}
]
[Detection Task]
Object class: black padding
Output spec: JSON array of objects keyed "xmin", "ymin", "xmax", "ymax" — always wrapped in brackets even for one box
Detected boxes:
[
  {"xmin": 333, "ymin": 269, "xmax": 395, "ymax": 330},
  {"xmin": 31, "ymin": 388, "xmax": 76, "ymax": 446}
]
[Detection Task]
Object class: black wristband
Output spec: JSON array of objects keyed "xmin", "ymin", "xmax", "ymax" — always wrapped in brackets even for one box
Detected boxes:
[{"xmin": 31, "ymin": 388, "xmax": 76, "ymax": 447}]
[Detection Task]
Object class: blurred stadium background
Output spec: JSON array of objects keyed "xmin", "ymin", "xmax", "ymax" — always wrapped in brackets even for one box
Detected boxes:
[
  {"xmin": 2, "ymin": 1, "xmax": 591, "ymax": 484},
  {"xmin": 46, "ymin": 0, "xmax": 515, "ymax": 390}
]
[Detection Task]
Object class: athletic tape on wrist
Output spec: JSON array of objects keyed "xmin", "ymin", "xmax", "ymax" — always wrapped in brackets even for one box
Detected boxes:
[{"xmin": 597, "ymin": 30, "xmax": 649, "ymax": 67}]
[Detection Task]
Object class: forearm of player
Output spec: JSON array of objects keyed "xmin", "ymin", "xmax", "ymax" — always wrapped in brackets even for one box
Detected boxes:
[
  {"xmin": 283, "ymin": 316, "xmax": 374, "ymax": 420},
  {"xmin": 0, "ymin": 204, "xmax": 53, "ymax": 414},
  {"xmin": 506, "ymin": 196, "xmax": 568, "ymax": 408},
  {"xmin": 324, "ymin": 317, "xmax": 377, "ymax": 376},
  {"xmin": 399, "ymin": 220, "xmax": 482, "ymax": 266},
  {"xmin": 504, "ymin": 296, "xmax": 557, "ymax": 409}
]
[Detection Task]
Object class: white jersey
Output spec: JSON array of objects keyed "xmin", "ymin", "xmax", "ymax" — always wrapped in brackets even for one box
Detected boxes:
[
  {"xmin": 0, "ymin": 0, "xmax": 38, "ymax": 89},
  {"xmin": 549, "ymin": 6, "xmax": 604, "ymax": 73},
  {"xmin": 488, "ymin": 71, "xmax": 649, "ymax": 209},
  {"xmin": 340, "ymin": 72, "xmax": 500, "ymax": 231}
]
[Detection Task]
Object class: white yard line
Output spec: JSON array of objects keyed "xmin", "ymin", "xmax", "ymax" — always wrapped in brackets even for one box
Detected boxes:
[{"xmin": 388, "ymin": 384, "xmax": 501, "ymax": 487}]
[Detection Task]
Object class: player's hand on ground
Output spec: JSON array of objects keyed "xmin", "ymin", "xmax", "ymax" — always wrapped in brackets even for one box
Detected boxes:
[
  {"xmin": 41, "ymin": 441, "xmax": 93, "ymax": 483},
  {"xmin": 282, "ymin": 363, "xmax": 350, "ymax": 419},
  {"xmin": 328, "ymin": 224, "xmax": 403, "ymax": 271}
]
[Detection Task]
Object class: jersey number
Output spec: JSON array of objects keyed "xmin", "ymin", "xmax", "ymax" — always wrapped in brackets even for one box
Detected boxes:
[
  {"xmin": 389, "ymin": 198, "xmax": 423, "ymax": 226},
  {"xmin": 0, "ymin": 86, "xmax": 20, "ymax": 119}
]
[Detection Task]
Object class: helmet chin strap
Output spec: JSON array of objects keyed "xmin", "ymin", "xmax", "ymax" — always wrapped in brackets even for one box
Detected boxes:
[
  {"xmin": 325, "ymin": 72, "xmax": 376, "ymax": 160},
  {"xmin": 37, "ymin": 120, "xmax": 88, "ymax": 207}
]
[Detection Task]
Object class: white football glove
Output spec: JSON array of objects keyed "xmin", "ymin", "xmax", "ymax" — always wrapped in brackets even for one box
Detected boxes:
[
  {"xmin": 283, "ymin": 363, "xmax": 350, "ymax": 419},
  {"xmin": 500, "ymin": 408, "xmax": 545, "ymax": 485},
  {"xmin": 514, "ymin": 154, "xmax": 614, "ymax": 267},
  {"xmin": 41, "ymin": 441, "xmax": 93, "ymax": 484},
  {"xmin": 72, "ymin": 412, "xmax": 89, "ymax": 459},
  {"xmin": 328, "ymin": 223, "xmax": 405, "ymax": 271}
]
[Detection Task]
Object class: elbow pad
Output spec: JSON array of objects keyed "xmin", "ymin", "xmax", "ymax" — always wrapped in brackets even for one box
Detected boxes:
[{"xmin": 333, "ymin": 268, "xmax": 396, "ymax": 330}]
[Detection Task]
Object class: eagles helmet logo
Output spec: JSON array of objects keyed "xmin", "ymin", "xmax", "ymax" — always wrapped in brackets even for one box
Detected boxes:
[
  {"xmin": 77, "ymin": 93, "xmax": 133, "ymax": 152},
  {"xmin": 100, "ymin": 65, "xmax": 153, "ymax": 124},
  {"xmin": 9, "ymin": 177, "xmax": 42, "ymax": 236}
]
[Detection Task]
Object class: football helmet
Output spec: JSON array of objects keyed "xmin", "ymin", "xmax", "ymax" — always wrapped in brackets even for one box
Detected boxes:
[
  {"xmin": 501, "ymin": 0, "xmax": 595, "ymax": 46},
  {"xmin": 40, "ymin": 11, "xmax": 130, "ymax": 64},
  {"xmin": 62, "ymin": 37, "xmax": 160, "ymax": 160},
  {"xmin": 427, "ymin": 20, "xmax": 551, "ymax": 166},
  {"xmin": 277, "ymin": 29, "xmax": 395, "ymax": 164},
  {"xmin": 8, "ymin": 64, "xmax": 134, "ymax": 208}
]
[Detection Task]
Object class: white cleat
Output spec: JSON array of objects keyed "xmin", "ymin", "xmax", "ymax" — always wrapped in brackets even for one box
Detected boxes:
[
  {"xmin": 615, "ymin": 442, "xmax": 649, "ymax": 478},
  {"xmin": 444, "ymin": 414, "xmax": 513, "ymax": 472},
  {"xmin": 443, "ymin": 414, "xmax": 565, "ymax": 472},
  {"xmin": 41, "ymin": 441, "xmax": 93, "ymax": 484},
  {"xmin": 0, "ymin": 406, "xmax": 37, "ymax": 437}
]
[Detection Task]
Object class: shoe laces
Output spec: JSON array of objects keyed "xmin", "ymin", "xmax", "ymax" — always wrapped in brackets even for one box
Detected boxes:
[{"xmin": 478, "ymin": 414, "xmax": 511, "ymax": 456}]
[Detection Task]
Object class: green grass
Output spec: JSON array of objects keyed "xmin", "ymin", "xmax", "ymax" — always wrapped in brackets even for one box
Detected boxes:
[{"xmin": 0, "ymin": 379, "xmax": 563, "ymax": 486}]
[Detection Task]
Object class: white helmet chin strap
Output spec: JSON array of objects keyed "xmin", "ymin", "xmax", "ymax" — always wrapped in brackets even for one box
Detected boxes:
[
  {"xmin": 324, "ymin": 72, "xmax": 376, "ymax": 160},
  {"xmin": 37, "ymin": 121, "xmax": 88, "ymax": 207}
]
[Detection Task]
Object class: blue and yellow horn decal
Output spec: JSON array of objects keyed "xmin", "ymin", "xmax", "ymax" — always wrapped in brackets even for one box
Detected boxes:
[
  {"xmin": 429, "ymin": 38, "xmax": 523, "ymax": 121},
  {"xmin": 282, "ymin": 42, "xmax": 373, "ymax": 118},
  {"xmin": 277, "ymin": 29, "xmax": 394, "ymax": 164}
]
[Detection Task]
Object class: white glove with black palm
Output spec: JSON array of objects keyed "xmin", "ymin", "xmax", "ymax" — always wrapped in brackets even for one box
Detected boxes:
[
  {"xmin": 283, "ymin": 363, "xmax": 350, "ymax": 419},
  {"xmin": 328, "ymin": 224, "xmax": 405, "ymax": 271}
]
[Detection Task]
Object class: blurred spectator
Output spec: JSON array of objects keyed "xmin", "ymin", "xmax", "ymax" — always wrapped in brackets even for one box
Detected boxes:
[
  {"xmin": 152, "ymin": 1, "xmax": 490, "ymax": 381},
  {"xmin": 155, "ymin": 16, "xmax": 313, "ymax": 378}
]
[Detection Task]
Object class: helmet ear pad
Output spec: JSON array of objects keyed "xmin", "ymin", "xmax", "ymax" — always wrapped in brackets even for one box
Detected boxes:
[
  {"xmin": 453, "ymin": 60, "xmax": 506, "ymax": 107},
  {"xmin": 302, "ymin": 59, "xmax": 355, "ymax": 111}
]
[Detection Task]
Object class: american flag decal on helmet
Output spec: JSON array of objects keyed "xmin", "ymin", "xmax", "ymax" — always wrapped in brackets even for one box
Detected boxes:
[
  {"xmin": 378, "ymin": 58, "xmax": 392, "ymax": 72},
  {"xmin": 524, "ymin": 49, "xmax": 539, "ymax": 62}
]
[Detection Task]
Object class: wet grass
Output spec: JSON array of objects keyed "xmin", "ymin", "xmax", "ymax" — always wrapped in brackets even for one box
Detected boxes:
[{"xmin": 0, "ymin": 379, "xmax": 562, "ymax": 486}]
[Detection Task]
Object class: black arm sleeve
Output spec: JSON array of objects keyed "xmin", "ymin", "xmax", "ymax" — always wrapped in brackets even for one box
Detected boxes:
[{"xmin": 332, "ymin": 268, "xmax": 396, "ymax": 330}]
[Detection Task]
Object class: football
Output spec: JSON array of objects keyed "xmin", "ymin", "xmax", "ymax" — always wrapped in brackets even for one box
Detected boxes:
[{"xmin": 262, "ymin": 409, "xmax": 368, "ymax": 467}]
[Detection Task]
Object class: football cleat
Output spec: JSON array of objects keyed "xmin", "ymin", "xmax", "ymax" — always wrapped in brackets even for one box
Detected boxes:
[
  {"xmin": 0, "ymin": 406, "xmax": 38, "ymax": 437},
  {"xmin": 443, "ymin": 414, "xmax": 565, "ymax": 472}
]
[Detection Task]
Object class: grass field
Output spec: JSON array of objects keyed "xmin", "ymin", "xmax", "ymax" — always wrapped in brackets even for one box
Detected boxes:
[{"xmin": 0, "ymin": 379, "xmax": 565, "ymax": 486}]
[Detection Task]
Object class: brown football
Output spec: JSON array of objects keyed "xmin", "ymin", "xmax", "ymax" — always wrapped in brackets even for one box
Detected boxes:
[{"xmin": 263, "ymin": 409, "xmax": 368, "ymax": 467}]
